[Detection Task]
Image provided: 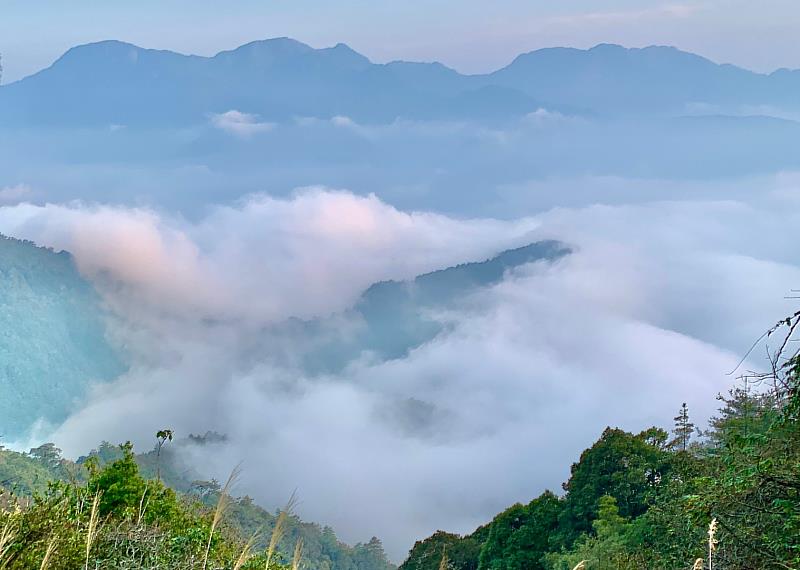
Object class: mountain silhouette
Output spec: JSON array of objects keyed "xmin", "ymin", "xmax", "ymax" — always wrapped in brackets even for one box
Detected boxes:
[{"xmin": 4, "ymin": 38, "xmax": 798, "ymax": 127}]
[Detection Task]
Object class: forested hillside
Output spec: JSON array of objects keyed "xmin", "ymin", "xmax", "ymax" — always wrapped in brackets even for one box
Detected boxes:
[
  {"xmin": 0, "ymin": 436, "xmax": 395, "ymax": 570},
  {"xmin": 0, "ymin": 235, "xmax": 125, "ymax": 438},
  {"xmin": 400, "ymin": 314, "xmax": 800, "ymax": 570},
  {"xmin": 300, "ymin": 241, "xmax": 569, "ymax": 373}
]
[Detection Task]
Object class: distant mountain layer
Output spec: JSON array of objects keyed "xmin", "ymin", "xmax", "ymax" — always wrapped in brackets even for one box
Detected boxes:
[
  {"xmin": 298, "ymin": 241, "xmax": 570, "ymax": 374},
  {"xmin": 0, "ymin": 236, "xmax": 125, "ymax": 439},
  {"xmin": 2, "ymin": 38, "xmax": 800, "ymax": 126}
]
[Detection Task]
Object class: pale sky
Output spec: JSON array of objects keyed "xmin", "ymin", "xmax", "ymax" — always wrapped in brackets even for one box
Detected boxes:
[{"xmin": 2, "ymin": 0, "xmax": 800, "ymax": 82}]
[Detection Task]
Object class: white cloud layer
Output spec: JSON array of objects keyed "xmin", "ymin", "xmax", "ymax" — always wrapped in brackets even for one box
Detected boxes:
[
  {"xmin": 0, "ymin": 190, "xmax": 535, "ymax": 323},
  {"xmin": 211, "ymin": 110, "xmax": 275, "ymax": 137},
  {"xmin": 0, "ymin": 186, "xmax": 798, "ymax": 560}
]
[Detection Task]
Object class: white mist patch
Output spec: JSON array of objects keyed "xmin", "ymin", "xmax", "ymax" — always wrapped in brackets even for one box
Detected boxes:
[
  {"xmin": 0, "ymin": 184, "xmax": 33, "ymax": 205},
  {"xmin": 0, "ymin": 189, "xmax": 798, "ymax": 561}
]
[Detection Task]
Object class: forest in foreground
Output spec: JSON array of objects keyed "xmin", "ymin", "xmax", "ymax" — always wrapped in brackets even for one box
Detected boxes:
[
  {"xmin": 1, "ymin": 310, "xmax": 799, "ymax": 569},
  {"xmin": 0, "ymin": 436, "xmax": 394, "ymax": 570}
]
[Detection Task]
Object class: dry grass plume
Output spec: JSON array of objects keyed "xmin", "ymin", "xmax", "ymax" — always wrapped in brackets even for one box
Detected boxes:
[{"xmin": 202, "ymin": 464, "xmax": 242, "ymax": 570}]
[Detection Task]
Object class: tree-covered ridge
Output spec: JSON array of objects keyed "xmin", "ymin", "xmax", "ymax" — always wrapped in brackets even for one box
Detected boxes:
[
  {"xmin": 401, "ymin": 315, "xmax": 800, "ymax": 570},
  {"xmin": 0, "ymin": 437, "xmax": 395, "ymax": 570},
  {"xmin": 0, "ymin": 234, "xmax": 125, "ymax": 438},
  {"xmin": 300, "ymin": 241, "xmax": 570, "ymax": 374}
]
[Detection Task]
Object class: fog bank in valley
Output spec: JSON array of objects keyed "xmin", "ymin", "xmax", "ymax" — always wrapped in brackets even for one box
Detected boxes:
[{"xmin": 1, "ymin": 181, "xmax": 798, "ymax": 559}]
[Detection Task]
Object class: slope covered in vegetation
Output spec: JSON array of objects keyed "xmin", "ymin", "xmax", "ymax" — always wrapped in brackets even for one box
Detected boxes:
[
  {"xmin": 0, "ymin": 235, "xmax": 125, "ymax": 438},
  {"xmin": 0, "ymin": 438, "xmax": 395, "ymax": 570},
  {"xmin": 401, "ymin": 313, "xmax": 800, "ymax": 570}
]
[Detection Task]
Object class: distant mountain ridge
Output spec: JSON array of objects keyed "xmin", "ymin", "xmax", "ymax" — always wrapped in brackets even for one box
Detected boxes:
[
  {"xmin": 297, "ymin": 241, "xmax": 570, "ymax": 374},
  {"xmin": 2, "ymin": 38, "xmax": 800, "ymax": 126}
]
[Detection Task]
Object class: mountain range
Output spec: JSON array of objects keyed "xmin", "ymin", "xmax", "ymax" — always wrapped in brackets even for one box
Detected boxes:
[{"xmin": 3, "ymin": 38, "xmax": 800, "ymax": 126}]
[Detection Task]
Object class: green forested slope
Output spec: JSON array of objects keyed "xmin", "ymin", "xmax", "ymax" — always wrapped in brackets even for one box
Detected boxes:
[
  {"xmin": 0, "ymin": 235, "xmax": 125, "ymax": 438},
  {"xmin": 0, "ymin": 438, "xmax": 395, "ymax": 570}
]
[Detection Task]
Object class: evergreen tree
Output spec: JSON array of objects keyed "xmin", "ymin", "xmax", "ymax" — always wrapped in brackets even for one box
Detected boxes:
[{"xmin": 670, "ymin": 403, "xmax": 695, "ymax": 451}]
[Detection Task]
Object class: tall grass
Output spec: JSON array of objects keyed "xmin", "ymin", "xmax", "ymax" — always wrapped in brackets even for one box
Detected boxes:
[
  {"xmin": 234, "ymin": 528, "xmax": 262, "ymax": 570},
  {"xmin": 438, "ymin": 549, "xmax": 449, "ymax": 570},
  {"xmin": 265, "ymin": 491, "xmax": 299, "ymax": 570},
  {"xmin": 202, "ymin": 464, "xmax": 242, "ymax": 570},
  {"xmin": 292, "ymin": 538, "xmax": 304, "ymax": 570},
  {"xmin": 707, "ymin": 518, "xmax": 718, "ymax": 570},
  {"xmin": 0, "ymin": 519, "xmax": 18, "ymax": 564},
  {"xmin": 38, "ymin": 537, "xmax": 57, "ymax": 570},
  {"xmin": 84, "ymin": 491, "xmax": 102, "ymax": 570}
]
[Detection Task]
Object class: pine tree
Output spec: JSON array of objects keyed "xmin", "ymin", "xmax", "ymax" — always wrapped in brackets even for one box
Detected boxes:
[
  {"xmin": 670, "ymin": 402, "xmax": 695, "ymax": 451},
  {"xmin": 705, "ymin": 382, "xmax": 778, "ymax": 449}
]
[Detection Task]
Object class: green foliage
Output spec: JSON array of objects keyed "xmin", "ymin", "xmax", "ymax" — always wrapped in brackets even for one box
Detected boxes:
[
  {"xmin": 477, "ymin": 491, "xmax": 562, "ymax": 570},
  {"xmin": 0, "ymin": 234, "xmax": 126, "ymax": 438},
  {"xmin": 0, "ymin": 445, "xmax": 243, "ymax": 569},
  {"xmin": 688, "ymin": 369, "xmax": 800, "ymax": 569},
  {"xmin": 0, "ymin": 447, "xmax": 61, "ymax": 496},
  {"xmin": 554, "ymin": 427, "xmax": 671, "ymax": 548},
  {"xmin": 86, "ymin": 442, "xmax": 182, "ymax": 526},
  {"xmin": 0, "ymin": 441, "xmax": 394, "ymax": 570},
  {"xmin": 400, "ymin": 531, "xmax": 481, "ymax": 570},
  {"xmin": 544, "ymin": 495, "xmax": 641, "ymax": 570}
]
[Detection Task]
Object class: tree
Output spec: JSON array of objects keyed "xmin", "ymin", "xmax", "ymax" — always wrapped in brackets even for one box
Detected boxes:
[
  {"xmin": 87, "ymin": 441, "xmax": 180, "ymax": 524},
  {"xmin": 190, "ymin": 478, "xmax": 222, "ymax": 499},
  {"xmin": 155, "ymin": 428, "xmax": 173, "ymax": 482},
  {"xmin": 637, "ymin": 427, "xmax": 669, "ymax": 450},
  {"xmin": 401, "ymin": 531, "xmax": 482, "ymax": 570},
  {"xmin": 554, "ymin": 428, "xmax": 671, "ymax": 548},
  {"xmin": 353, "ymin": 537, "xmax": 393, "ymax": 570},
  {"xmin": 543, "ymin": 495, "xmax": 640, "ymax": 570},
  {"xmin": 670, "ymin": 403, "xmax": 695, "ymax": 452},
  {"xmin": 478, "ymin": 491, "xmax": 563, "ymax": 570},
  {"xmin": 592, "ymin": 496, "xmax": 626, "ymax": 539},
  {"xmin": 705, "ymin": 383, "xmax": 776, "ymax": 449},
  {"xmin": 28, "ymin": 442, "xmax": 63, "ymax": 468}
]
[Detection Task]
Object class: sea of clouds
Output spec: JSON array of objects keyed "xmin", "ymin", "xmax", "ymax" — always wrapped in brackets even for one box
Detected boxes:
[{"xmin": 1, "ymin": 177, "xmax": 799, "ymax": 559}]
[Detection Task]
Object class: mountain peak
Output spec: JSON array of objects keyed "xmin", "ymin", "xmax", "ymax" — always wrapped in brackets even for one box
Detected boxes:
[
  {"xmin": 320, "ymin": 42, "xmax": 372, "ymax": 67},
  {"xmin": 589, "ymin": 42, "xmax": 626, "ymax": 52},
  {"xmin": 56, "ymin": 39, "xmax": 145, "ymax": 65},
  {"xmin": 216, "ymin": 37, "xmax": 314, "ymax": 59},
  {"xmin": 212, "ymin": 38, "xmax": 371, "ymax": 70}
]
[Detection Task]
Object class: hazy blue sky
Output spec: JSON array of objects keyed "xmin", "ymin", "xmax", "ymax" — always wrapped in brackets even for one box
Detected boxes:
[{"xmin": 2, "ymin": 0, "xmax": 800, "ymax": 83}]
